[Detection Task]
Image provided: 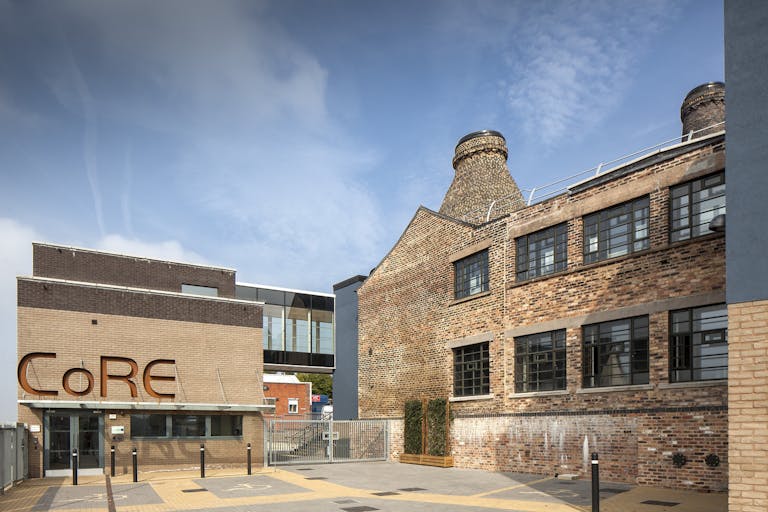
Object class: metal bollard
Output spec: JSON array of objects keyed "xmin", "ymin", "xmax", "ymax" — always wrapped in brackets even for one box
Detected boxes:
[
  {"xmin": 72, "ymin": 448, "xmax": 78, "ymax": 485},
  {"xmin": 110, "ymin": 445, "xmax": 116, "ymax": 477},
  {"xmin": 132, "ymin": 447, "xmax": 138, "ymax": 482},
  {"xmin": 591, "ymin": 452, "xmax": 600, "ymax": 512},
  {"xmin": 200, "ymin": 444, "xmax": 205, "ymax": 478},
  {"xmin": 247, "ymin": 443, "xmax": 252, "ymax": 475}
]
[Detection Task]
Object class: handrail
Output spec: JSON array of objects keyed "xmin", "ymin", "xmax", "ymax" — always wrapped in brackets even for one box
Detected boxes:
[{"xmin": 460, "ymin": 122, "xmax": 725, "ymax": 223}]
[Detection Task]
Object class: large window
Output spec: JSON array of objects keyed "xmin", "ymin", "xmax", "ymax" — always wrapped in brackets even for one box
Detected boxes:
[
  {"xmin": 583, "ymin": 316, "xmax": 649, "ymax": 388},
  {"xmin": 131, "ymin": 414, "xmax": 243, "ymax": 438},
  {"xmin": 584, "ymin": 197, "xmax": 649, "ymax": 263},
  {"xmin": 670, "ymin": 172, "xmax": 725, "ymax": 242},
  {"xmin": 514, "ymin": 330, "xmax": 566, "ymax": 393},
  {"xmin": 516, "ymin": 224, "xmax": 567, "ymax": 281},
  {"xmin": 454, "ymin": 250, "xmax": 489, "ymax": 299},
  {"xmin": 453, "ymin": 342, "xmax": 490, "ymax": 397},
  {"xmin": 670, "ymin": 304, "xmax": 728, "ymax": 382}
]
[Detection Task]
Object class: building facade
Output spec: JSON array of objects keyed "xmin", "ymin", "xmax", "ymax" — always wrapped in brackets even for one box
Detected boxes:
[
  {"xmin": 262, "ymin": 374, "xmax": 312, "ymax": 418},
  {"xmin": 332, "ymin": 275, "xmax": 366, "ymax": 420},
  {"xmin": 17, "ymin": 244, "xmax": 334, "ymax": 477},
  {"xmin": 357, "ymin": 84, "xmax": 728, "ymax": 491}
]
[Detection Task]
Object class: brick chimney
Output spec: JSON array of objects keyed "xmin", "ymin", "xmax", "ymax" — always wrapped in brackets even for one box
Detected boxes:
[
  {"xmin": 439, "ymin": 130, "xmax": 525, "ymax": 222},
  {"xmin": 681, "ymin": 82, "xmax": 725, "ymax": 139}
]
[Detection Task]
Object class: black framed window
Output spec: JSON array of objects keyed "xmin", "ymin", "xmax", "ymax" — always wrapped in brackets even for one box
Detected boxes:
[
  {"xmin": 584, "ymin": 197, "xmax": 649, "ymax": 263},
  {"xmin": 453, "ymin": 342, "xmax": 490, "ymax": 397},
  {"xmin": 514, "ymin": 330, "xmax": 566, "ymax": 393},
  {"xmin": 670, "ymin": 304, "xmax": 728, "ymax": 382},
  {"xmin": 670, "ymin": 172, "xmax": 725, "ymax": 242},
  {"xmin": 583, "ymin": 316, "xmax": 649, "ymax": 388},
  {"xmin": 454, "ymin": 250, "xmax": 489, "ymax": 299},
  {"xmin": 516, "ymin": 224, "xmax": 567, "ymax": 281},
  {"xmin": 131, "ymin": 414, "xmax": 244, "ymax": 438}
]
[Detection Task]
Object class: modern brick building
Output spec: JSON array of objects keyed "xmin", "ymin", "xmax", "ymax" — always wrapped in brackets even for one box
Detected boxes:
[
  {"xmin": 357, "ymin": 83, "xmax": 728, "ymax": 491},
  {"xmin": 17, "ymin": 243, "xmax": 334, "ymax": 477}
]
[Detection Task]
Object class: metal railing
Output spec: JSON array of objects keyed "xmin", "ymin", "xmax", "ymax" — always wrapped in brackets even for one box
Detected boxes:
[
  {"xmin": 460, "ymin": 122, "xmax": 725, "ymax": 224},
  {"xmin": 1, "ymin": 423, "xmax": 28, "ymax": 494}
]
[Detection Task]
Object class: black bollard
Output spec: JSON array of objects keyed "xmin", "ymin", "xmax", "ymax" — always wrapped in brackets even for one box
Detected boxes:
[
  {"xmin": 132, "ymin": 447, "xmax": 138, "ymax": 482},
  {"xmin": 247, "ymin": 443, "xmax": 252, "ymax": 475},
  {"xmin": 110, "ymin": 445, "xmax": 116, "ymax": 477},
  {"xmin": 72, "ymin": 448, "xmax": 78, "ymax": 485},
  {"xmin": 591, "ymin": 452, "xmax": 600, "ymax": 512},
  {"xmin": 200, "ymin": 444, "xmax": 205, "ymax": 478}
]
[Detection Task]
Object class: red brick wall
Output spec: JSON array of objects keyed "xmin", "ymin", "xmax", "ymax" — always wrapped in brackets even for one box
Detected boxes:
[{"xmin": 263, "ymin": 381, "xmax": 312, "ymax": 417}]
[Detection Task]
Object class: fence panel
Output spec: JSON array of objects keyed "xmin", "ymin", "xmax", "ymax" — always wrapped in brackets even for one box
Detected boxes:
[
  {"xmin": 267, "ymin": 419, "xmax": 388, "ymax": 466},
  {"xmin": 1, "ymin": 423, "xmax": 28, "ymax": 494}
]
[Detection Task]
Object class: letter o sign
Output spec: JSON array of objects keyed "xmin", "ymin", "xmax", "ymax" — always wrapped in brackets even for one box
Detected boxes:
[{"xmin": 62, "ymin": 368, "xmax": 94, "ymax": 397}]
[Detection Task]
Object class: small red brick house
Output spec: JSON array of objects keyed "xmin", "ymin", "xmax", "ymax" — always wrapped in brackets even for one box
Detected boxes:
[{"xmin": 263, "ymin": 374, "xmax": 312, "ymax": 418}]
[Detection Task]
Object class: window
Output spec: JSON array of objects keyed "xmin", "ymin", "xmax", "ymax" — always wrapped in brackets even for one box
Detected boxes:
[
  {"xmin": 584, "ymin": 197, "xmax": 649, "ymax": 263},
  {"xmin": 453, "ymin": 342, "xmax": 490, "ymax": 397},
  {"xmin": 670, "ymin": 304, "xmax": 727, "ymax": 382},
  {"xmin": 514, "ymin": 330, "xmax": 566, "ymax": 393},
  {"xmin": 130, "ymin": 414, "xmax": 167, "ymax": 437},
  {"xmin": 670, "ymin": 172, "xmax": 725, "ymax": 242},
  {"xmin": 181, "ymin": 284, "xmax": 219, "ymax": 297},
  {"xmin": 130, "ymin": 414, "xmax": 243, "ymax": 438},
  {"xmin": 210, "ymin": 415, "xmax": 243, "ymax": 436},
  {"xmin": 516, "ymin": 224, "xmax": 567, "ymax": 281},
  {"xmin": 583, "ymin": 316, "xmax": 649, "ymax": 388},
  {"xmin": 454, "ymin": 250, "xmax": 489, "ymax": 299},
  {"xmin": 172, "ymin": 415, "xmax": 206, "ymax": 437},
  {"xmin": 288, "ymin": 398, "xmax": 299, "ymax": 414}
]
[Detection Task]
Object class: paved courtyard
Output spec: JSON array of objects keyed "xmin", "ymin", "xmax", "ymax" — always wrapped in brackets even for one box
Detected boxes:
[{"xmin": 0, "ymin": 462, "xmax": 727, "ymax": 512}]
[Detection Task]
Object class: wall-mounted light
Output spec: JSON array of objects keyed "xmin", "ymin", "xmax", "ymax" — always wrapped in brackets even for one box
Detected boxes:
[{"xmin": 709, "ymin": 214, "xmax": 726, "ymax": 232}]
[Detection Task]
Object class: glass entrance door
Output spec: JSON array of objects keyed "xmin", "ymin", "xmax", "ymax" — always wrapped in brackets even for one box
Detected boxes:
[{"xmin": 45, "ymin": 412, "xmax": 104, "ymax": 476}]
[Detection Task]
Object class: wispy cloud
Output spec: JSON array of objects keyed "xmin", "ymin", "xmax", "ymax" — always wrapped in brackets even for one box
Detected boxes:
[{"xmin": 500, "ymin": 0, "xmax": 674, "ymax": 145}]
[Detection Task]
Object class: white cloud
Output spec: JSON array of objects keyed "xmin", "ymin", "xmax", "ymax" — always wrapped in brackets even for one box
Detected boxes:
[
  {"xmin": 0, "ymin": 219, "xmax": 40, "ymax": 422},
  {"xmin": 500, "ymin": 0, "xmax": 674, "ymax": 145}
]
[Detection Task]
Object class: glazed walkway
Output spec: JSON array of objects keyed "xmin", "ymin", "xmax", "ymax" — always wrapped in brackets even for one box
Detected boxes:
[{"xmin": 0, "ymin": 462, "xmax": 727, "ymax": 512}]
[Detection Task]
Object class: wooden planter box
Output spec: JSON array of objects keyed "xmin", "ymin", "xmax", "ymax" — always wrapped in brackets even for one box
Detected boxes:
[{"xmin": 399, "ymin": 453, "xmax": 454, "ymax": 468}]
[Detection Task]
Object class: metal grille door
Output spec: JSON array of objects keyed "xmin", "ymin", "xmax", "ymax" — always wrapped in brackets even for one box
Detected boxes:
[{"xmin": 267, "ymin": 419, "xmax": 388, "ymax": 466}]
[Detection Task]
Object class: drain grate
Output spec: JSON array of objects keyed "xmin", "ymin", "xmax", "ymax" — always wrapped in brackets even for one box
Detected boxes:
[
  {"xmin": 372, "ymin": 491, "xmax": 400, "ymax": 496},
  {"xmin": 341, "ymin": 507, "xmax": 379, "ymax": 512},
  {"xmin": 297, "ymin": 468, "xmax": 315, "ymax": 471},
  {"xmin": 398, "ymin": 487, "xmax": 426, "ymax": 492},
  {"xmin": 641, "ymin": 500, "xmax": 680, "ymax": 507},
  {"xmin": 334, "ymin": 499, "xmax": 357, "ymax": 504},
  {"xmin": 182, "ymin": 488, "xmax": 208, "ymax": 493},
  {"xmin": 601, "ymin": 488, "xmax": 626, "ymax": 494},
  {"xmin": 305, "ymin": 476, "xmax": 328, "ymax": 480}
]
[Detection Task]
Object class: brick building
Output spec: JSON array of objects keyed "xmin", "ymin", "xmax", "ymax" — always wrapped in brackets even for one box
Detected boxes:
[
  {"xmin": 263, "ymin": 374, "xmax": 312, "ymax": 417},
  {"xmin": 17, "ymin": 243, "xmax": 335, "ymax": 477},
  {"xmin": 357, "ymin": 83, "xmax": 728, "ymax": 491}
]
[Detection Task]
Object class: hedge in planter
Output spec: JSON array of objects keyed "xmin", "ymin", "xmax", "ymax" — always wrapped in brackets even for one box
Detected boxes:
[
  {"xmin": 427, "ymin": 398, "xmax": 448, "ymax": 456},
  {"xmin": 404, "ymin": 400, "xmax": 423, "ymax": 455}
]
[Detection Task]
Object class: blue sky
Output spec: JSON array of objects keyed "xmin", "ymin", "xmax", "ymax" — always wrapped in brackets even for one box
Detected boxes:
[{"xmin": 0, "ymin": 0, "xmax": 723, "ymax": 420}]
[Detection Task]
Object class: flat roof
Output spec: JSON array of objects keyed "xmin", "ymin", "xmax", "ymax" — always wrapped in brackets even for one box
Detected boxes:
[
  {"xmin": 33, "ymin": 242, "xmax": 236, "ymax": 272},
  {"xmin": 236, "ymin": 281, "xmax": 335, "ymax": 298}
]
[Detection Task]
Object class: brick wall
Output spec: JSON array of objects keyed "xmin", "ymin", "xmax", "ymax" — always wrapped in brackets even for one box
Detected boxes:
[
  {"xmin": 728, "ymin": 299, "xmax": 768, "ymax": 511},
  {"xmin": 33, "ymin": 243, "xmax": 236, "ymax": 297},
  {"xmin": 358, "ymin": 137, "xmax": 727, "ymax": 490},
  {"xmin": 263, "ymin": 381, "xmax": 312, "ymax": 417}
]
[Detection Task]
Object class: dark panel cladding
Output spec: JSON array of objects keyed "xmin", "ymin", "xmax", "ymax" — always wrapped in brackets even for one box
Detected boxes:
[
  {"xmin": 18, "ymin": 279, "xmax": 261, "ymax": 328},
  {"xmin": 263, "ymin": 349, "xmax": 334, "ymax": 368},
  {"xmin": 33, "ymin": 244, "xmax": 236, "ymax": 297}
]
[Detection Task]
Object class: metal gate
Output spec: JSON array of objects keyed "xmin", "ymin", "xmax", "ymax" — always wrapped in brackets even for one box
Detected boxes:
[{"xmin": 266, "ymin": 419, "xmax": 388, "ymax": 466}]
